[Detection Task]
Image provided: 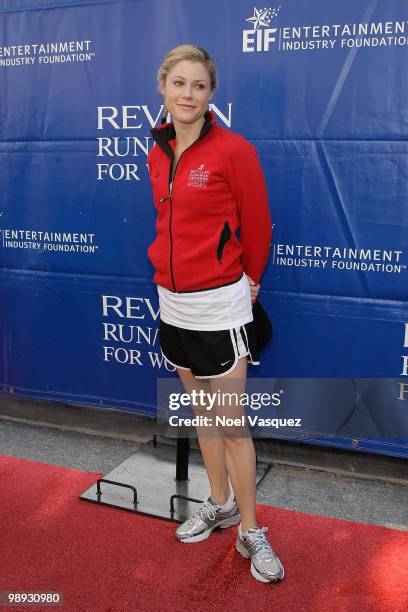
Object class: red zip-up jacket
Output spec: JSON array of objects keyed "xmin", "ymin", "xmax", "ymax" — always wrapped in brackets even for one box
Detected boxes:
[{"xmin": 147, "ymin": 110, "xmax": 272, "ymax": 292}]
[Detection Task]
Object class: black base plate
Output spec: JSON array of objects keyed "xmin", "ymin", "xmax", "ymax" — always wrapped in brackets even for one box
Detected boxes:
[{"xmin": 79, "ymin": 439, "xmax": 271, "ymax": 522}]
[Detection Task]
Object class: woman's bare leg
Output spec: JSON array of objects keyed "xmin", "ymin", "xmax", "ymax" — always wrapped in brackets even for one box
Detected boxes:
[
  {"xmin": 177, "ymin": 368, "xmax": 231, "ymax": 505},
  {"xmin": 209, "ymin": 356, "xmax": 258, "ymax": 531}
]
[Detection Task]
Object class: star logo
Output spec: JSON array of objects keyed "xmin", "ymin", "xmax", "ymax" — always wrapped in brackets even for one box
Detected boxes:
[{"xmin": 245, "ymin": 5, "xmax": 282, "ymax": 32}]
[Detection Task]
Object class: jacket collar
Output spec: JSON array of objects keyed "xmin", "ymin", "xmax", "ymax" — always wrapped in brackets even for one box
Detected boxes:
[{"xmin": 150, "ymin": 109, "xmax": 216, "ymax": 159}]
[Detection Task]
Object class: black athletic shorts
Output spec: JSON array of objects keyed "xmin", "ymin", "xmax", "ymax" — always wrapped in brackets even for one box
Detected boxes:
[{"xmin": 159, "ymin": 319, "xmax": 260, "ymax": 379}]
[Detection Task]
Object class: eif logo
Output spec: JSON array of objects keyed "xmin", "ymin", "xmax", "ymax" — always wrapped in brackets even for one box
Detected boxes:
[{"xmin": 243, "ymin": 5, "xmax": 282, "ymax": 52}]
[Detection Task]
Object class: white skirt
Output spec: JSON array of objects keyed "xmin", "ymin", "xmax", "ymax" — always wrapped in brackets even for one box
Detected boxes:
[{"xmin": 157, "ymin": 273, "xmax": 253, "ymax": 331}]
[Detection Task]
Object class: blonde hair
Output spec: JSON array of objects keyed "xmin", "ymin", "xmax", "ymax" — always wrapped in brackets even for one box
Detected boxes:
[{"xmin": 156, "ymin": 44, "xmax": 218, "ymax": 95}]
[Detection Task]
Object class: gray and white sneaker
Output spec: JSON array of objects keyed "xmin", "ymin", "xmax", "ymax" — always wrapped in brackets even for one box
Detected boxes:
[
  {"xmin": 236, "ymin": 525, "xmax": 284, "ymax": 583},
  {"xmin": 175, "ymin": 495, "xmax": 240, "ymax": 543}
]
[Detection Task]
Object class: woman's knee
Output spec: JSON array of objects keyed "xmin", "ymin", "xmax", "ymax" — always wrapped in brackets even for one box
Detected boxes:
[
  {"xmin": 219, "ymin": 429, "xmax": 252, "ymax": 445},
  {"xmin": 177, "ymin": 369, "xmax": 210, "ymax": 415}
]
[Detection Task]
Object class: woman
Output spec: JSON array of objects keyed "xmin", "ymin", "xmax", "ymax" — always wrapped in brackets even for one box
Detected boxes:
[{"xmin": 147, "ymin": 44, "xmax": 284, "ymax": 584}]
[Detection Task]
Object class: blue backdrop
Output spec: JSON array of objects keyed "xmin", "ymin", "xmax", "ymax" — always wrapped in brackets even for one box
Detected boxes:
[{"xmin": 1, "ymin": 0, "xmax": 407, "ymax": 457}]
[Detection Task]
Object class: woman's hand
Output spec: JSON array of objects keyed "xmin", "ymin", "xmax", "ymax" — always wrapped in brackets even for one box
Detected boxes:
[{"xmin": 245, "ymin": 274, "xmax": 260, "ymax": 304}]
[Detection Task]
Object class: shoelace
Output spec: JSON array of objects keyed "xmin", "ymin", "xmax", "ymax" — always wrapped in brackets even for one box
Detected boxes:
[
  {"xmin": 246, "ymin": 526, "xmax": 275, "ymax": 561},
  {"xmin": 189, "ymin": 499, "xmax": 218, "ymax": 525}
]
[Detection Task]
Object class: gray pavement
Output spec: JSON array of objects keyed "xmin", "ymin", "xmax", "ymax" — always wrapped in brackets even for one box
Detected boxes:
[
  {"xmin": 256, "ymin": 463, "xmax": 408, "ymax": 530},
  {"xmin": 1, "ymin": 395, "xmax": 407, "ymax": 532}
]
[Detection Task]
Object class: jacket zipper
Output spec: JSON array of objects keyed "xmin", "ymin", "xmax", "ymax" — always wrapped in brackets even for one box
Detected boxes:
[
  {"xmin": 217, "ymin": 221, "xmax": 232, "ymax": 262},
  {"xmin": 164, "ymin": 116, "xmax": 211, "ymax": 292},
  {"xmin": 167, "ymin": 147, "xmax": 190, "ymax": 293}
]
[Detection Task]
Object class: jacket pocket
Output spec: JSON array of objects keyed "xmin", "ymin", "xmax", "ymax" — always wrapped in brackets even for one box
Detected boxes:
[{"xmin": 216, "ymin": 221, "xmax": 232, "ymax": 262}]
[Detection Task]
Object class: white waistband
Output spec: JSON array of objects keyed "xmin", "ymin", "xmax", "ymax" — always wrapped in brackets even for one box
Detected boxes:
[{"xmin": 158, "ymin": 274, "xmax": 253, "ymax": 331}]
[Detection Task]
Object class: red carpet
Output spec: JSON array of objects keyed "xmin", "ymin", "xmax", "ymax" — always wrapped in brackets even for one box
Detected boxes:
[{"xmin": 0, "ymin": 455, "xmax": 407, "ymax": 612}]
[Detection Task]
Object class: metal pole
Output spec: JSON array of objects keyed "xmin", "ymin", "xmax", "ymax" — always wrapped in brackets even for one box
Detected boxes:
[{"xmin": 176, "ymin": 437, "xmax": 190, "ymax": 481}]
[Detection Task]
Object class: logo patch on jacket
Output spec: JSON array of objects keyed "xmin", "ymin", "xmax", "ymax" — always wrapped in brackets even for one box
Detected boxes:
[{"xmin": 187, "ymin": 164, "xmax": 210, "ymax": 188}]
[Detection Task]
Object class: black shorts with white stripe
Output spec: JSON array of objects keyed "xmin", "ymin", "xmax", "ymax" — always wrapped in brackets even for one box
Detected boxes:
[{"xmin": 159, "ymin": 319, "xmax": 260, "ymax": 379}]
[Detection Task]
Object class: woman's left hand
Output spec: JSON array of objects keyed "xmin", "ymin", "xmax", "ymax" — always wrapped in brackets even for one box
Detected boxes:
[{"xmin": 246, "ymin": 274, "xmax": 260, "ymax": 304}]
